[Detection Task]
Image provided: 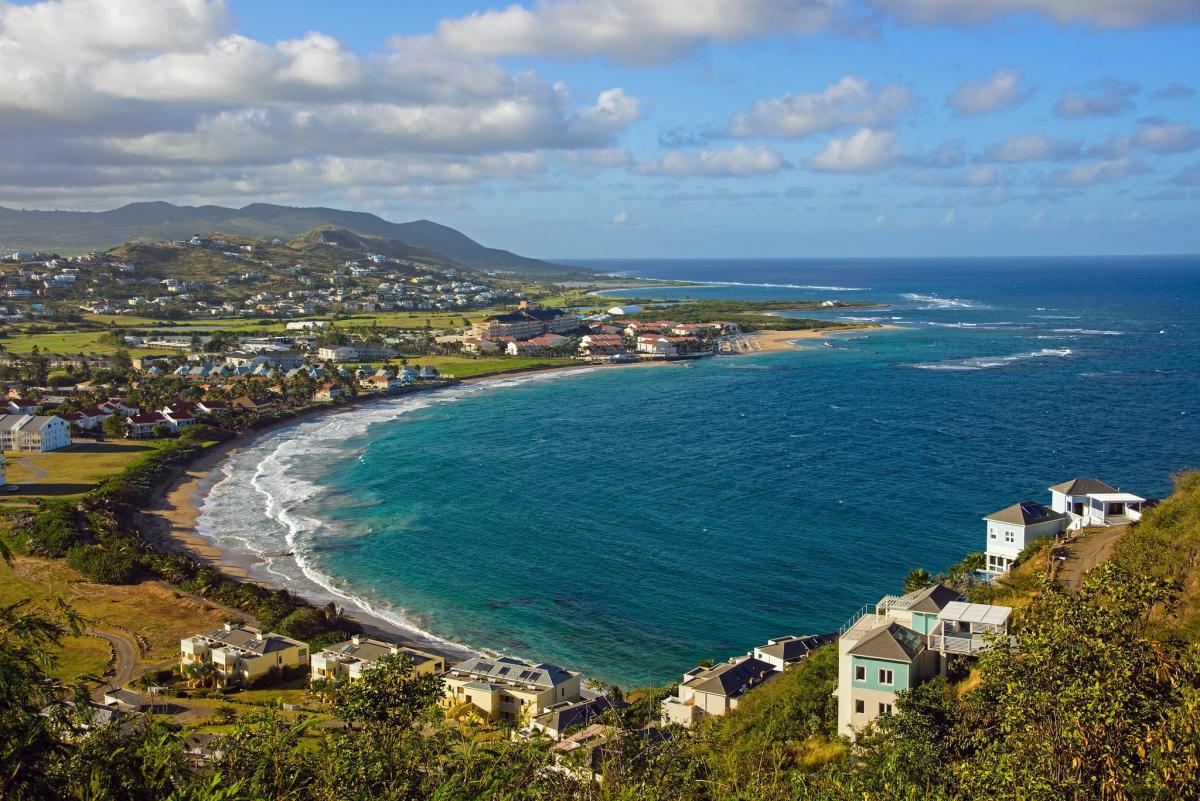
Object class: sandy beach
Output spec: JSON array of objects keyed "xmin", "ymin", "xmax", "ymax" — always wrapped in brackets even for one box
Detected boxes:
[{"xmin": 750, "ymin": 324, "xmax": 905, "ymax": 352}]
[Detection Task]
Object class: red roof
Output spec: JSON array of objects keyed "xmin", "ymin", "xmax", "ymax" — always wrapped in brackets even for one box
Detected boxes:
[{"xmin": 129, "ymin": 412, "xmax": 167, "ymax": 424}]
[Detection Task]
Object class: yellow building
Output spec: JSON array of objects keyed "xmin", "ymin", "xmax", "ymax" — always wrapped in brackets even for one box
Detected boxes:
[
  {"xmin": 442, "ymin": 655, "xmax": 581, "ymax": 722},
  {"xmin": 180, "ymin": 623, "xmax": 307, "ymax": 686},
  {"xmin": 310, "ymin": 635, "xmax": 445, "ymax": 683}
]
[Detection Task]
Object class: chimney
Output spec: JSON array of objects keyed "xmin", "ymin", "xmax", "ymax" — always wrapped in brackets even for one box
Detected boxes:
[
  {"xmin": 223, "ymin": 622, "xmax": 234, "ymax": 632},
  {"xmin": 351, "ymin": 635, "xmax": 362, "ymax": 645}
]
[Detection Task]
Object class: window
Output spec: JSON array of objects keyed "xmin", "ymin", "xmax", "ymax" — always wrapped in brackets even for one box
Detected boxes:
[
  {"xmin": 989, "ymin": 528, "xmax": 997, "ymax": 540},
  {"xmin": 855, "ymin": 699, "xmax": 864, "ymax": 714},
  {"xmin": 1004, "ymin": 530, "xmax": 1015, "ymax": 543},
  {"xmin": 878, "ymin": 668, "xmax": 894, "ymax": 686},
  {"xmin": 854, "ymin": 666, "xmax": 865, "ymax": 681},
  {"xmin": 878, "ymin": 702, "xmax": 893, "ymax": 715}
]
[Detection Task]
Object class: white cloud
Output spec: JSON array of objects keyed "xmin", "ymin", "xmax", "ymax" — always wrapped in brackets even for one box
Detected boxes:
[
  {"xmin": 612, "ymin": 210, "xmax": 629, "ymax": 223},
  {"xmin": 868, "ymin": 0, "xmax": 1200, "ymax": 28},
  {"xmin": 634, "ymin": 144, "xmax": 788, "ymax": 177},
  {"xmin": 1091, "ymin": 121, "xmax": 1200, "ymax": 156},
  {"xmin": 417, "ymin": 0, "xmax": 840, "ymax": 66},
  {"xmin": 1045, "ymin": 156, "xmax": 1149, "ymax": 187},
  {"xmin": 0, "ymin": 0, "xmax": 643, "ymax": 204},
  {"xmin": 946, "ymin": 68, "xmax": 1031, "ymax": 116},
  {"xmin": 983, "ymin": 133, "xmax": 1083, "ymax": 163},
  {"xmin": 728, "ymin": 76, "xmax": 916, "ymax": 138},
  {"xmin": 806, "ymin": 128, "xmax": 903, "ymax": 173},
  {"xmin": 904, "ymin": 165, "xmax": 999, "ymax": 186},
  {"xmin": 1054, "ymin": 78, "xmax": 1139, "ymax": 118}
]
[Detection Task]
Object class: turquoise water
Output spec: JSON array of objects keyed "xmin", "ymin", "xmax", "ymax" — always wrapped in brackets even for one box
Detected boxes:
[{"xmin": 199, "ymin": 257, "xmax": 1199, "ymax": 687}]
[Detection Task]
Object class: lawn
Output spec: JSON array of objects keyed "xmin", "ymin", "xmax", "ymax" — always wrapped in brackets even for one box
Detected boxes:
[
  {"xmin": 410, "ymin": 355, "xmax": 577, "ymax": 378},
  {"xmin": 0, "ymin": 556, "xmax": 242, "ymax": 680},
  {"xmin": 2, "ymin": 440, "xmax": 159, "ymax": 501}
]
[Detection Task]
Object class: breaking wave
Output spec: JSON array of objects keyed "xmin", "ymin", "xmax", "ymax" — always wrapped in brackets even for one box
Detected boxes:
[{"xmin": 909, "ymin": 348, "xmax": 1073, "ymax": 371}]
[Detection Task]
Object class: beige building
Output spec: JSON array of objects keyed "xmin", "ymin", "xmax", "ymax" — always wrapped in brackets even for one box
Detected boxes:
[
  {"xmin": 443, "ymin": 655, "xmax": 581, "ymax": 722},
  {"xmin": 180, "ymin": 623, "xmax": 307, "ymax": 685},
  {"xmin": 660, "ymin": 655, "xmax": 777, "ymax": 727},
  {"xmin": 310, "ymin": 635, "xmax": 445, "ymax": 683}
]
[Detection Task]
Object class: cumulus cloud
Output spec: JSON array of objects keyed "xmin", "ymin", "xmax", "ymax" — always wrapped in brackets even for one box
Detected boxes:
[
  {"xmin": 1055, "ymin": 78, "xmax": 1139, "ymax": 118},
  {"xmin": 903, "ymin": 165, "xmax": 999, "ymax": 187},
  {"xmin": 727, "ymin": 76, "xmax": 916, "ymax": 138},
  {"xmin": 1090, "ymin": 120, "xmax": 1200, "ymax": 156},
  {"xmin": 907, "ymin": 140, "xmax": 968, "ymax": 168},
  {"xmin": 982, "ymin": 133, "xmax": 1084, "ymax": 163},
  {"xmin": 634, "ymin": 144, "xmax": 789, "ymax": 177},
  {"xmin": 1044, "ymin": 156, "xmax": 1150, "ymax": 187},
  {"xmin": 418, "ymin": 0, "xmax": 841, "ymax": 66},
  {"xmin": 806, "ymin": 128, "xmax": 903, "ymax": 173},
  {"xmin": 868, "ymin": 0, "xmax": 1200, "ymax": 28},
  {"xmin": 946, "ymin": 69, "xmax": 1031, "ymax": 116},
  {"xmin": 0, "ymin": 0, "xmax": 643, "ymax": 206}
]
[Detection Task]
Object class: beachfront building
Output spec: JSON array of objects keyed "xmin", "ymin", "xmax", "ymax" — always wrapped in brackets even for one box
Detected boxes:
[
  {"xmin": 751, "ymin": 633, "xmax": 838, "ymax": 671},
  {"xmin": 310, "ymin": 635, "xmax": 445, "ymax": 683},
  {"xmin": 983, "ymin": 500, "xmax": 1069, "ymax": 576},
  {"xmin": 442, "ymin": 655, "xmax": 581, "ymax": 723},
  {"xmin": 660, "ymin": 655, "xmax": 778, "ymax": 728},
  {"xmin": 180, "ymin": 623, "xmax": 308, "ymax": 686},
  {"xmin": 528, "ymin": 696, "xmax": 625, "ymax": 741},
  {"xmin": 1048, "ymin": 477, "xmax": 1146, "ymax": 530},
  {"xmin": 0, "ymin": 414, "xmax": 71, "ymax": 452},
  {"xmin": 833, "ymin": 584, "xmax": 1013, "ymax": 739},
  {"xmin": 471, "ymin": 301, "xmax": 579, "ymax": 340},
  {"xmin": 506, "ymin": 333, "xmax": 568, "ymax": 356}
]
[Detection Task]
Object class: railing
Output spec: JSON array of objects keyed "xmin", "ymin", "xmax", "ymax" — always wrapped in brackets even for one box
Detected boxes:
[{"xmin": 838, "ymin": 603, "xmax": 876, "ymax": 638}]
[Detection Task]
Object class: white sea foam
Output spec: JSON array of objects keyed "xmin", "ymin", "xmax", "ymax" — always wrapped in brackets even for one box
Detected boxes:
[
  {"xmin": 910, "ymin": 348, "xmax": 1072, "ymax": 371},
  {"xmin": 902, "ymin": 292, "xmax": 984, "ymax": 309},
  {"xmin": 1051, "ymin": 328, "xmax": 1124, "ymax": 335},
  {"xmin": 196, "ymin": 370, "xmax": 594, "ymax": 652}
]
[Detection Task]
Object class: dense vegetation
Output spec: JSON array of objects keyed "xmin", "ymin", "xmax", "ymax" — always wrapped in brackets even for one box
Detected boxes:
[
  {"xmin": 4, "ymin": 470, "xmax": 1198, "ymax": 800},
  {"xmin": 623, "ymin": 299, "xmax": 884, "ymax": 331}
]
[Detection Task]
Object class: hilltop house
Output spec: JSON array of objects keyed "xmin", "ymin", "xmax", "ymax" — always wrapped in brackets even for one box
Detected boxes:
[
  {"xmin": 442, "ymin": 655, "xmax": 581, "ymax": 723},
  {"xmin": 660, "ymin": 655, "xmax": 777, "ymax": 727},
  {"xmin": 0, "ymin": 414, "xmax": 71, "ymax": 452},
  {"xmin": 180, "ymin": 623, "xmax": 307, "ymax": 686},
  {"xmin": 527, "ymin": 696, "xmax": 625, "ymax": 741},
  {"xmin": 310, "ymin": 635, "xmax": 444, "ymax": 683},
  {"xmin": 983, "ymin": 500, "xmax": 1069, "ymax": 575},
  {"xmin": 751, "ymin": 633, "xmax": 838, "ymax": 671},
  {"xmin": 1049, "ymin": 477, "xmax": 1146, "ymax": 530},
  {"xmin": 833, "ymin": 584, "xmax": 1013, "ymax": 739}
]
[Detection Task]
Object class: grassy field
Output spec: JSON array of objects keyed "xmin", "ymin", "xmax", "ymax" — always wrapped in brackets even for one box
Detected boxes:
[
  {"xmin": 403, "ymin": 355, "xmax": 578, "ymax": 378},
  {"xmin": 0, "ymin": 556, "xmax": 240, "ymax": 680},
  {"xmin": 1, "ymin": 440, "xmax": 159, "ymax": 502}
]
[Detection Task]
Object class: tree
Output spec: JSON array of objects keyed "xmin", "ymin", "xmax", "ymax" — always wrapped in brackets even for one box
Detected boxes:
[
  {"xmin": 903, "ymin": 568, "xmax": 933, "ymax": 593},
  {"xmin": 102, "ymin": 412, "xmax": 125, "ymax": 438}
]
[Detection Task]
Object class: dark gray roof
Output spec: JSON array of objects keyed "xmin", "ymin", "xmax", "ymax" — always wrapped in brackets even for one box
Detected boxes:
[
  {"xmin": 899, "ymin": 583, "xmax": 963, "ymax": 614},
  {"xmin": 532, "ymin": 696, "xmax": 623, "ymax": 733},
  {"xmin": 685, "ymin": 657, "xmax": 777, "ymax": 698},
  {"xmin": 450, "ymin": 655, "xmax": 576, "ymax": 689},
  {"xmin": 755, "ymin": 632, "xmax": 837, "ymax": 661},
  {"xmin": 847, "ymin": 622, "xmax": 926, "ymax": 663},
  {"xmin": 1049, "ymin": 477, "xmax": 1118, "ymax": 496},
  {"xmin": 985, "ymin": 501, "xmax": 1068, "ymax": 527}
]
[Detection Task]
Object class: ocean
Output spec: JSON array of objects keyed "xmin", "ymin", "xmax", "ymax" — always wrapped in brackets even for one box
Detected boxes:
[{"xmin": 197, "ymin": 256, "xmax": 1199, "ymax": 687}]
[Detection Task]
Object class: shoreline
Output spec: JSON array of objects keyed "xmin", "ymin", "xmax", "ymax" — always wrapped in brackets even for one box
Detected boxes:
[{"xmin": 137, "ymin": 328, "xmax": 897, "ymax": 664}]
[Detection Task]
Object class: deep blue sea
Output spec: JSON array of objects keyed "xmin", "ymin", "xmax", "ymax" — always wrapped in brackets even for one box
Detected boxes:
[{"xmin": 198, "ymin": 257, "xmax": 1199, "ymax": 687}]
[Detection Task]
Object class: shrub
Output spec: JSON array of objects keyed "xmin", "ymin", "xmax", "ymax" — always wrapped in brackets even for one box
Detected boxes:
[
  {"xmin": 24, "ymin": 500, "xmax": 87, "ymax": 557},
  {"xmin": 66, "ymin": 543, "xmax": 138, "ymax": 584}
]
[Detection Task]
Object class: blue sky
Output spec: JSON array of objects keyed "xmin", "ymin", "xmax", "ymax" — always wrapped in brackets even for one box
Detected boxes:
[{"xmin": 1, "ymin": 0, "xmax": 1198, "ymax": 258}]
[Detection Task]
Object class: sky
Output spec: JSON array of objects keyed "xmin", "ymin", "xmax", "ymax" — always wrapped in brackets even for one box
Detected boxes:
[{"xmin": 1, "ymin": 0, "xmax": 1198, "ymax": 258}]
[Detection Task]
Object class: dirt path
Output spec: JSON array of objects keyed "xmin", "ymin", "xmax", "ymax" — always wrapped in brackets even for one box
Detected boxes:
[{"xmin": 1056, "ymin": 525, "xmax": 1127, "ymax": 590}]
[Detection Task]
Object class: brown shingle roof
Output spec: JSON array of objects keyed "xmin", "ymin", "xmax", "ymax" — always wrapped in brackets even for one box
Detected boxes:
[
  {"xmin": 847, "ymin": 622, "xmax": 926, "ymax": 663},
  {"xmin": 1048, "ymin": 477, "xmax": 1118, "ymax": 496}
]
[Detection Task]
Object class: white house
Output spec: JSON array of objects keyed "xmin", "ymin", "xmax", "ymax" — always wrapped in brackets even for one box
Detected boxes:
[
  {"xmin": 1048, "ymin": 477, "xmax": 1145, "ymax": 530},
  {"xmin": 0, "ymin": 414, "xmax": 71, "ymax": 452},
  {"xmin": 983, "ymin": 500, "xmax": 1069, "ymax": 575},
  {"xmin": 751, "ymin": 633, "xmax": 838, "ymax": 671},
  {"xmin": 660, "ymin": 655, "xmax": 777, "ymax": 728}
]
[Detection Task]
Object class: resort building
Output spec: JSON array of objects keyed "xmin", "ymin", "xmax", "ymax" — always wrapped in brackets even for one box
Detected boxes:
[
  {"xmin": 506, "ymin": 332, "xmax": 567, "ymax": 356},
  {"xmin": 180, "ymin": 623, "xmax": 308, "ymax": 686},
  {"xmin": 0, "ymin": 414, "xmax": 71, "ymax": 452},
  {"xmin": 1048, "ymin": 477, "xmax": 1146, "ymax": 530},
  {"xmin": 310, "ymin": 636, "xmax": 445, "ymax": 683},
  {"xmin": 751, "ymin": 633, "xmax": 838, "ymax": 671},
  {"xmin": 833, "ymin": 584, "xmax": 1013, "ymax": 739},
  {"xmin": 660, "ymin": 655, "xmax": 778, "ymax": 727},
  {"xmin": 528, "ymin": 696, "xmax": 624, "ymax": 741},
  {"xmin": 983, "ymin": 500, "xmax": 1069, "ymax": 575},
  {"xmin": 442, "ymin": 655, "xmax": 581, "ymax": 722},
  {"xmin": 471, "ymin": 301, "xmax": 578, "ymax": 340}
]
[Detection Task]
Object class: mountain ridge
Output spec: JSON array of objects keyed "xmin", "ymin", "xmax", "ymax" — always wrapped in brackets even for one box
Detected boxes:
[{"xmin": 0, "ymin": 202, "xmax": 564, "ymax": 275}]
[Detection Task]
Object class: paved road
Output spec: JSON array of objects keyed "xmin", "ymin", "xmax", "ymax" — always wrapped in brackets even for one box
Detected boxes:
[
  {"xmin": 88, "ymin": 629, "xmax": 138, "ymax": 700},
  {"xmin": 1056, "ymin": 525, "xmax": 1126, "ymax": 590}
]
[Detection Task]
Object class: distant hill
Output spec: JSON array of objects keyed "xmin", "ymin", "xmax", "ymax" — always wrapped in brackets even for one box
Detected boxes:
[{"xmin": 0, "ymin": 201, "xmax": 569, "ymax": 275}]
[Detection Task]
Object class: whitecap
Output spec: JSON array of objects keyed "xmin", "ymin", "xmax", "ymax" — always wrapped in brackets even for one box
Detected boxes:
[{"xmin": 909, "ymin": 348, "xmax": 1072, "ymax": 371}]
